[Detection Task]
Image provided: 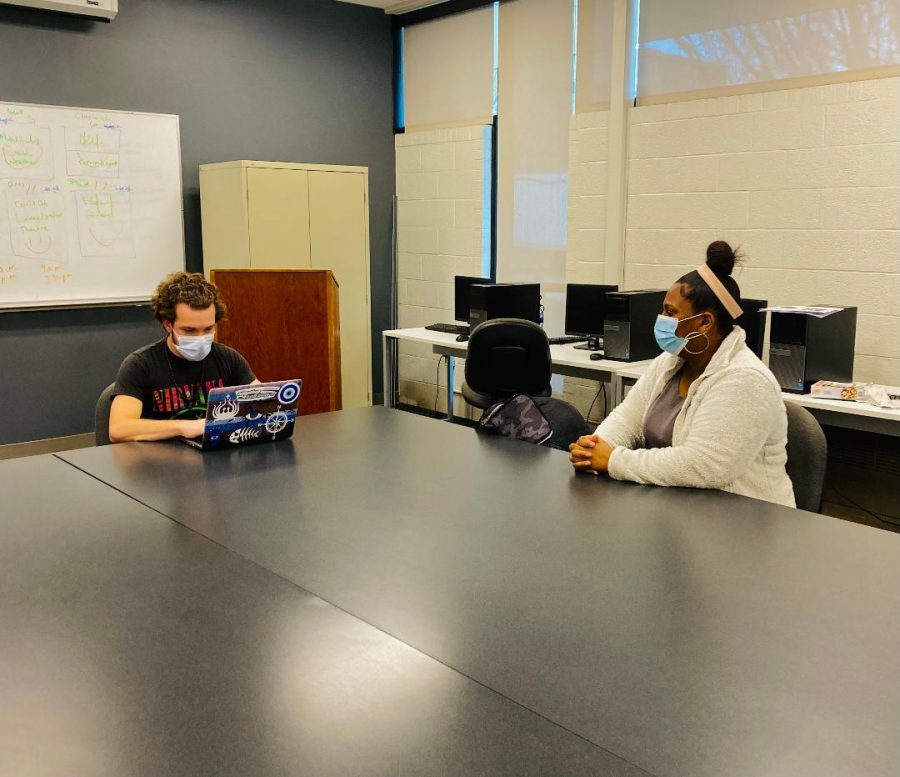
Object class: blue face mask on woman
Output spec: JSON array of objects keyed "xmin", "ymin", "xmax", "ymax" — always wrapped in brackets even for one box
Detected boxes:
[{"xmin": 653, "ymin": 313, "xmax": 705, "ymax": 356}]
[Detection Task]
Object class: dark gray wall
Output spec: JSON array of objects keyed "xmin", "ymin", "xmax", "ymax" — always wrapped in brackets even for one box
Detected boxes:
[{"xmin": 0, "ymin": 0, "xmax": 395, "ymax": 445}]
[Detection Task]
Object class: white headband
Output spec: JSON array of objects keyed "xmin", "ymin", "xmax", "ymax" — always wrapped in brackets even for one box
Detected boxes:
[{"xmin": 696, "ymin": 264, "xmax": 743, "ymax": 319}]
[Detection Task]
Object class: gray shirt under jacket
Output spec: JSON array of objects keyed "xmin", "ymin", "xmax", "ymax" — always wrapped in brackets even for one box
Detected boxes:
[{"xmin": 642, "ymin": 373, "xmax": 685, "ymax": 449}]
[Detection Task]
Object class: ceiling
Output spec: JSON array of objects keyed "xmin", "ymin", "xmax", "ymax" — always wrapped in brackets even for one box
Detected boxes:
[{"xmin": 336, "ymin": 0, "xmax": 450, "ymax": 14}]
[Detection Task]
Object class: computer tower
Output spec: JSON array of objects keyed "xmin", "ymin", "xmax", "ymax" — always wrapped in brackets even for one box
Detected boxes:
[
  {"xmin": 454, "ymin": 275, "xmax": 493, "ymax": 322},
  {"xmin": 602, "ymin": 289, "xmax": 666, "ymax": 362},
  {"xmin": 768, "ymin": 306, "xmax": 857, "ymax": 393},
  {"xmin": 735, "ymin": 298, "xmax": 767, "ymax": 359},
  {"xmin": 469, "ymin": 283, "xmax": 542, "ymax": 329}
]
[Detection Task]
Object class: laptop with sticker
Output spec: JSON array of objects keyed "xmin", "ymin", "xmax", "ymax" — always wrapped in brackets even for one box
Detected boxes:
[{"xmin": 181, "ymin": 379, "xmax": 302, "ymax": 450}]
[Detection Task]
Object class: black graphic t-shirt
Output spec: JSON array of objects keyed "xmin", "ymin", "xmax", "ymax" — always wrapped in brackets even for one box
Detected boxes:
[{"xmin": 113, "ymin": 339, "xmax": 256, "ymax": 421}]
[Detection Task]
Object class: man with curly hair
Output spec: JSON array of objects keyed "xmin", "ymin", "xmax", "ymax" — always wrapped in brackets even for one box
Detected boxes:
[{"xmin": 109, "ymin": 272, "xmax": 257, "ymax": 442}]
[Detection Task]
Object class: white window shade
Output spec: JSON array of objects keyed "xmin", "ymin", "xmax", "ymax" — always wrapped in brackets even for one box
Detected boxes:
[
  {"xmin": 638, "ymin": 0, "xmax": 900, "ymax": 100},
  {"xmin": 497, "ymin": 0, "xmax": 574, "ymax": 338},
  {"xmin": 576, "ymin": 0, "xmax": 615, "ymax": 111},
  {"xmin": 403, "ymin": 6, "xmax": 495, "ymax": 129}
]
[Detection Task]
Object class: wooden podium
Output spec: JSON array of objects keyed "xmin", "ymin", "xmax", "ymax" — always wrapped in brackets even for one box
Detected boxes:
[{"xmin": 211, "ymin": 269, "xmax": 341, "ymax": 415}]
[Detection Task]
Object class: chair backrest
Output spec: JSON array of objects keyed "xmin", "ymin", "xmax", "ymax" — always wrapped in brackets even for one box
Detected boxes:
[
  {"xmin": 464, "ymin": 318, "xmax": 552, "ymax": 402},
  {"xmin": 95, "ymin": 383, "xmax": 117, "ymax": 446},
  {"xmin": 784, "ymin": 401, "xmax": 827, "ymax": 512}
]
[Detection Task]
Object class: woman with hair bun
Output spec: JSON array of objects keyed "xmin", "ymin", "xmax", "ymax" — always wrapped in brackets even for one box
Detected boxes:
[{"xmin": 569, "ymin": 241, "xmax": 795, "ymax": 507}]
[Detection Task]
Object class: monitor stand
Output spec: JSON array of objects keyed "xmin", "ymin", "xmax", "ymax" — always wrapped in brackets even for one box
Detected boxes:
[{"xmin": 574, "ymin": 336, "xmax": 603, "ymax": 351}]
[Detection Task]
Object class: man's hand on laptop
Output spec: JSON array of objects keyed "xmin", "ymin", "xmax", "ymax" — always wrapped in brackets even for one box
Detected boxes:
[{"xmin": 181, "ymin": 419, "xmax": 206, "ymax": 439}]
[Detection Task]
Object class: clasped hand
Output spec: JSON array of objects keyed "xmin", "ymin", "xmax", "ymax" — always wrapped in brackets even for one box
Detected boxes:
[{"xmin": 568, "ymin": 434, "xmax": 613, "ymax": 475}]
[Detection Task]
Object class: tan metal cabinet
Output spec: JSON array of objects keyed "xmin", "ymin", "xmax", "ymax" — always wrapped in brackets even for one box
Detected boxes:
[{"xmin": 200, "ymin": 161, "xmax": 372, "ymax": 408}]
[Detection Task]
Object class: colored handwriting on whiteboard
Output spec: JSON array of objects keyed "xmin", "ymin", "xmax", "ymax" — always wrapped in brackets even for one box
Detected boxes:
[
  {"xmin": 64, "ymin": 126, "xmax": 121, "ymax": 178},
  {"xmin": 40, "ymin": 263, "xmax": 72, "ymax": 285},
  {"xmin": 76, "ymin": 191, "xmax": 134, "ymax": 258},
  {"xmin": 73, "ymin": 112, "xmax": 118, "ymax": 128},
  {"xmin": 6, "ymin": 180, "xmax": 37, "ymax": 194},
  {"xmin": 0, "ymin": 126, "xmax": 53, "ymax": 180},
  {"xmin": 68, "ymin": 152, "xmax": 120, "ymax": 176},
  {"xmin": 67, "ymin": 176, "xmax": 130, "ymax": 193},
  {"xmin": 0, "ymin": 265, "xmax": 17, "ymax": 285},
  {"xmin": 7, "ymin": 193, "xmax": 68, "ymax": 263}
]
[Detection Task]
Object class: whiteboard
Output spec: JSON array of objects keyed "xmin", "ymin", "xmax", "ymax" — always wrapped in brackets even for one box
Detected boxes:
[{"xmin": 0, "ymin": 101, "xmax": 184, "ymax": 309}]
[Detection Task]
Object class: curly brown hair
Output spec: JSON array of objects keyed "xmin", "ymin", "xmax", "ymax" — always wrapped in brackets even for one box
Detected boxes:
[{"xmin": 150, "ymin": 272, "xmax": 227, "ymax": 324}]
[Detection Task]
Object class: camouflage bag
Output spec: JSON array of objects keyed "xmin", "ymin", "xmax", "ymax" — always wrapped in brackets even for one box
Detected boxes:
[{"xmin": 477, "ymin": 394, "xmax": 553, "ymax": 445}]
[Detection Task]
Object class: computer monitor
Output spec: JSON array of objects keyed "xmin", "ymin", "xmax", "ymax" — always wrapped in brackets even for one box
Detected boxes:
[
  {"xmin": 735, "ymin": 298, "xmax": 767, "ymax": 359},
  {"xmin": 469, "ymin": 283, "xmax": 542, "ymax": 329},
  {"xmin": 455, "ymin": 275, "xmax": 493, "ymax": 322},
  {"xmin": 565, "ymin": 283, "xmax": 618, "ymax": 351}
]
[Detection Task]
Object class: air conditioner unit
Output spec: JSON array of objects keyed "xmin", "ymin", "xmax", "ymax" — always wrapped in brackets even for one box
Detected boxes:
[{"xmin": 1, "ymin": 0, "xmax": 117, "ymax": 21}]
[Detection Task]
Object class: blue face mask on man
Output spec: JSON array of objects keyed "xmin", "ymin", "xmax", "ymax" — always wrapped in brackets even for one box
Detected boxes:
[
  {"xmin": 653, "ymin": 313, "xmax": 705, "ymax": 356},
  {"xmin": 170, "ymin": 330, "xmax": 213, "ymax": 362}
]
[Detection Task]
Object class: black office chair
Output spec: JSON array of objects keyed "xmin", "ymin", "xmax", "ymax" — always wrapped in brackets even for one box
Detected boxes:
[
  {"xmin": 462, "ymin": 318, "xmax": 552, "ymax": 410},
  {"xmin": 784, "ymin": 402, "xmax": 827, "ymax": 512},
  {"xmin": 95, "ymin": 383, "xmax": 116, "ymax": 446}
]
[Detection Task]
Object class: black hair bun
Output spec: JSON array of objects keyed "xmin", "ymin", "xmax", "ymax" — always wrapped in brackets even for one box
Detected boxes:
[{"xmin": 706, "ymin": 240, "xmax": 737, "ymax": 277}]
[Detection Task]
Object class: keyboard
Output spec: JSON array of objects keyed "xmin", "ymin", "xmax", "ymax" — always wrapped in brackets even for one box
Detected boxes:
[
  {"xmin": 548, "ymin": 336, "xmax": 590, "ymax": 345},
  {"xmin": 425, "ymin": 322, "xmax": 470, "ymax": 336},
  {"xmin": 424, "ymin": 326, "xmax": 589, "ymax": 345}
]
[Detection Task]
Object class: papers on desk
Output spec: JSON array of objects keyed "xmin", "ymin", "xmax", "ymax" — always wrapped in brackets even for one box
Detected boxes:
[{"xmin": 760, "ymin": 305, "xmax": 844, "ymax": 318}]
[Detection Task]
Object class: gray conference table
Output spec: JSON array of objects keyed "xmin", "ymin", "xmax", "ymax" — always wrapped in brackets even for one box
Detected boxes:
[
  {"xmin": 1, "ymin": 454, "xmax": 644, "ymax": 777},
  {"xmin": 56, "ymin": 407, "xmax": 900, "ymax": 777}
]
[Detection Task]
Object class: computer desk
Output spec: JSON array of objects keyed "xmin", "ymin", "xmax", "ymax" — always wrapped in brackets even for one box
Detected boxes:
[
  {"xmin": 382, "ymin": 326, "xmax": 652, "ymax": 420},
  {"xmin": 784, "ymin": 388, "xmax": 900, "ymax": 437},
  {"xmin": 0, "ymin": 452, "xmax": 640, "ymax": 777},
  {"xmin": 617, "ymin": 363, "xmax": 900, "ymax": 437},
  {"xmin": 56, "ymin": 407, "xmax": 900, "ymax": 777}
]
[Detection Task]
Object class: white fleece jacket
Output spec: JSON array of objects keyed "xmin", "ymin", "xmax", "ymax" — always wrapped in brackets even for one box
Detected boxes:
[{"xmin": 595, "ymin": 327, "xmax": 796, "ymax": 507}]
